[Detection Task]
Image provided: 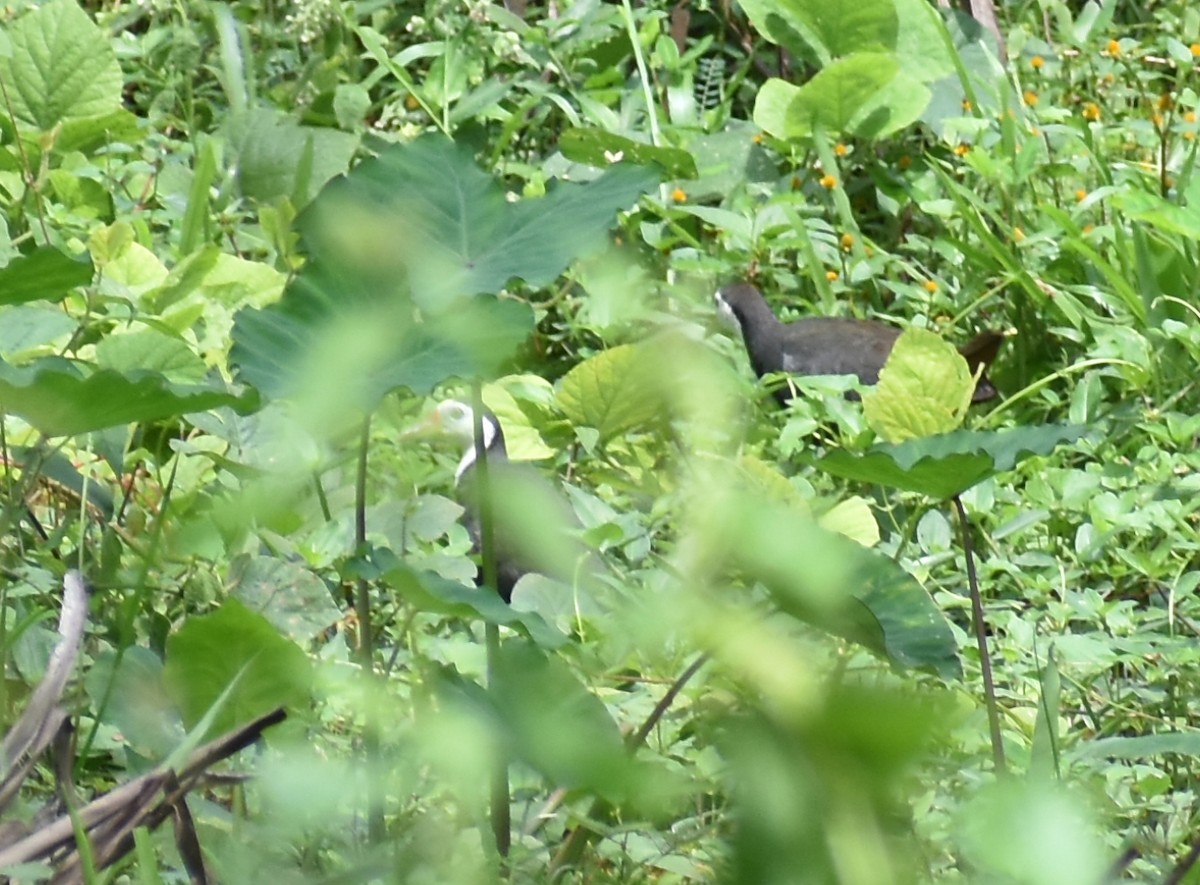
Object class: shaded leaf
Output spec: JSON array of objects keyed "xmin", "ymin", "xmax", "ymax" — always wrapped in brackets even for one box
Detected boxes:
[
  {"xmin": 227, "ymin": 108, "xmax": 360, "ymax": 206},
  {"xmin": 0, "ymin": 358, "xmax": 258, "ymax": 436},
  {"xmin": 0, "ymin": 247, "xmax": 93, "ymax": 305},
  {"xmin": 163, "ymin": 598, "xmax": 313, "ymax": 734},
  {"xmin": 227, "ymin": 555, "xmax": 342, "ymax": 642},
  {"xmin": 297, "ymin": 135, "xmax": 659, "ymax": 309},
  {"xmin": 817, "ymin": 425, "xmax": 1089, "ymax": 499},
  {"xmin": 738, "ymin": 0, "xmax": 899, "ymax": 64},
  {"xmin": 374, "ymin": 553, "xmax": 566, "ymax": 649}
]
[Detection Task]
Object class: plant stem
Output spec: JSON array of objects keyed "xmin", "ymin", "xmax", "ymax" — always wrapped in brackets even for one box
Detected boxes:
[
  {"xmin": 354, "ymin": 417, "xmax": 384, "ymax": 842},
  {"xmin": 472, "ymin": 383, "xmax": 510, "ymax": 859},
  {"xmin": 952, "ymin": 494, "xmax": 1006, "ymax": 776}
]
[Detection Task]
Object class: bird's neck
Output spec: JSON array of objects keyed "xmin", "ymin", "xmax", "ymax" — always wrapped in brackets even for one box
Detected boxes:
[
  {"xmin": 455, "ymin": 421, "xmax": 506, "ymax": 484},
  {"xmin": 733, "ymin": 299, "xmax": 783, "ymax": 375}
]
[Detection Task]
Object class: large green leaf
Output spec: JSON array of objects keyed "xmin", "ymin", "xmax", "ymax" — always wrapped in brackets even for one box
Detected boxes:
[
  {"xmin": 226, "ymin": 108, "xmax": 360, "ymax": 207},
  {"xmin": 738, "ymin": 0, "xmax": 898, "ymax": 64},
  {"xmin": 817, "ymin": 425, "xmax": 1090, "ymax": 499},
  {"xmin": 0, "ymin": 0, "xmax": 123, "ymax": 131},
  {"xmin": 0, "ymin": 247, "xmax": 93, "ymax": 305},
  {"xmin": 163, "ymin": 598, "xmax": 313, "ymax": 734},
  {"xmin": 715, "ymin": 489, "xmax": 958, "ymax": 676},
  {"xmin": 0, "ymin": 358, "xmax": 257, "ymax": 436},
  {"xmin": 754, "ymin": 53, "xmax": 930, "ymax": 141},
  {"xmin": 231, "ymin": 136, "xmax": 657, "ymax": 405},
  {"xmin": 296, "ymin": 135, "xmax": 659, "ymax": 309},
  {"xmin": 556, "ymin": 344, "xmax": 667, "ymax": 444}
]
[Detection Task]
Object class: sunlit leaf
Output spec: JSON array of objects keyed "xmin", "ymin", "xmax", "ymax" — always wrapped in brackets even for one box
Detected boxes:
[
  {"xmin": 0, "ymin": 0, "xmax": 123, "ymax": 131},
  {"xmin": 557, "ymin": 344, "xmax": 667, "ymax": 444},
  {"xmin": 163, "ymin": 598, "xmax": 313, "ymax": 734},
  {"xmin": 863, "ymin": 327, "xmax": 974, "ymax": 443}
]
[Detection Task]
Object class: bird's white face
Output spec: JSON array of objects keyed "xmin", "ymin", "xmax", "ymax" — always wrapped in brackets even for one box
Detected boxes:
[
  {"xmin": 713, "ymin": 289, "xmax": 741, "ymax": 331},
  {"xmin": 434, "ymin": 399, "xmax": 478, "ymax": 443}
]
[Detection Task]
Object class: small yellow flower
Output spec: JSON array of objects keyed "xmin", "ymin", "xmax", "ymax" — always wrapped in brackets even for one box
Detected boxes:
[
  {"xmin": 1152, "ymin": 112, "xmax": 1164, "ymax": 128},
  {"xmin": 1082, "ymin": 102, "xmax": 1101, "ymax": 122},
  {"xmin": 954, "ymin": 143, "xmax": 971, "ymax": 156},
  {"xmin": 1030, "ymin": 55, "xmax": 1045, "ymax": 69},
  {"xmin": 826, "ymin": 270, "xmax": 839, "ymax": 282},
  {"xmin": 752, "ymin": 133, "xmax": 765, "ymax": 144},
  {"xmin": 1083, "ymin": 223, "xmax": 1095, "ymax": 234},
  {"xmin": 962, "ymin": 99, "xmax": 973, "ymax": 111},
  {"xmin": 1075, "ymin": 188, "xmax": 1087, "ymax": 202},
  {"xmin": 1013, "ymin": 226, "xmax": 1025, "ymax": 242},
  {"xmin": 1191, "ymin": 43, "xmax": 1200, "ymax": 57},
  {"xmin": 834, "ymin": 143, "xmax": 848, "ymax": 157},
  {"xmin": 922, "ymin": 280, "xmax": 939, "ymax": 294},
  {"xmin": 1030, "ymin": 126, "xmax": 1041, "ymax": 136},
  {"xmin": 840, "ymin": 233, "xmax": 854, "ymax": 251},
  {"xmin": 1106, "ymin": 39, "xmax": 1120, "ymax": 57},
  {"xmin": 1158, "ymin": 94, "xmax": 1172, "ymax": 111},
  {"xmin": 405, "ymin": 94, "xmax": 420, "ymax": 110},
  {"xmin": 1101, "ymin": 73, "xmax": 1115, "ymax": 86},
  {"xmin": 1185, "ymin": 111, "xmax": 1197, "ymax": 123},
  {"xmin": 671, "ymin": 187, "xmax": 687, "ymax": 202},
  {"xmin": 1024, "ymin": 90, "xmax": 1038, "ymax": 106},
  {"xmin": 819, "ymin": 174, "xmax": 838, "ymax": 189},
  {"xmin": 898, "ymin": 154, "xmax": 912, "ymax": 170}
]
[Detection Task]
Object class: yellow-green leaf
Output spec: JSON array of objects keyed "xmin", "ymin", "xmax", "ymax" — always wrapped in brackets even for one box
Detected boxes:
[{"xmin": 862, "ymin": 328, "xmax": 974, "ymax": 443}]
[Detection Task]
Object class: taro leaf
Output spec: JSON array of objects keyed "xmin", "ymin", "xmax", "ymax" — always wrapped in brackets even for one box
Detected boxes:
[
  {"xmin": 559, "ymin": 128, "xmax": 697, "ymax": 179},
  {"xmin": 817, "ymin": 425, "xmax": 1090, "ymax": 500},
  {"xmin": 95, "ymin": 329, "xmax": 208, "ymax": 383},
  {"xmin": 296, "ymin": 134, "xmax": 659, "ymax": 310},
  {"xmin": 230, "ymin": 261, "xmax": 534, "ymax": 404},
  {"xmin": 738, "ymin": 0, "xmax": 899, "ymax": 64},
  {"xmin": 720, "ymin": 490, "xmax": 958, "ymax": 677},
  {"xmin": 227, "ymin": 555, "xmax": 342, "ymax": 643},
  {"xmin": 163, "ymin": 598, "xmax": 313, "ymax": 734},
  {"xmin": 373, "ymin": 551, "xmax": 566, "ymax": 649},
  {"xmin": 0, "ymin": 357, "xmax": 258, "ymax": 436},
  {"xmin": 556, "ymin": 344, "xmax": 667, "ymax": 444},
  {"xmin": 862, "ymin": 328, "xmax": 974, "ymax": 443},
  {"xmin": 0, "ymin": 0, "xmax": 123, "ymax": 132},
  {"xmin": 754, "ymin": 53, "xmax": 930, "ymax": 141},
  {"xmin": 0, "ymin": 247, "xmax": 93, "ymax": 305},
  {"xmin": 231, "ymin": 136, "xmax": 656, "ymax": 404}
]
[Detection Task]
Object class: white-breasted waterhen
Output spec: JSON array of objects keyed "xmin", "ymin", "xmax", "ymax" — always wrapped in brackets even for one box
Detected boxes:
[
  {"xmin": 408, "ymin": 399, "xmax": 593, "ymax": 603},
  {"xmin": 714, "ymin": 281, "xmax": 1001, "ymax": 405}
]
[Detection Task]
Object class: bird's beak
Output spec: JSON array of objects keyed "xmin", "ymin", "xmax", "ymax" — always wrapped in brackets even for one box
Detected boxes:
[{"xmin": 399, "ymin": 408, "xmax": 444, "ymax": 442}]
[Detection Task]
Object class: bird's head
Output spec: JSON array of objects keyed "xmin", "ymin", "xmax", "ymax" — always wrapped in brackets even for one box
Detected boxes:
[
  {"xmin": 403, "ymin": 399, "xmax": 505, "ymax": 481},
  {"xmin": 713, "ymin": 282, "xmax": 765, "ymax": 332}
]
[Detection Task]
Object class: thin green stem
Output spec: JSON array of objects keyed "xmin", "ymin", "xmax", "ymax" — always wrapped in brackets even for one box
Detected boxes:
[{"xmin": 952, "ymin": 494, "xmax": 1006, "ymax": 776}]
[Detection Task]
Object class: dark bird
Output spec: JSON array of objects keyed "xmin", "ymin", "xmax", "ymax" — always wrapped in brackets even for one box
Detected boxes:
[
  {"xmin": 408, "ymin": 400, "xmax": 591, "ymax": 603},
  {"xmin": 714, "ymin": 282, "xmax": 1002, "ymax": 405}
]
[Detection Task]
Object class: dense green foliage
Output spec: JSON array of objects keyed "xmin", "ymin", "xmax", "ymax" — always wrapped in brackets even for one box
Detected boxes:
[{"xmin": 2, "ymin": 0, "xmax": 1200, "ymax": 881}]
